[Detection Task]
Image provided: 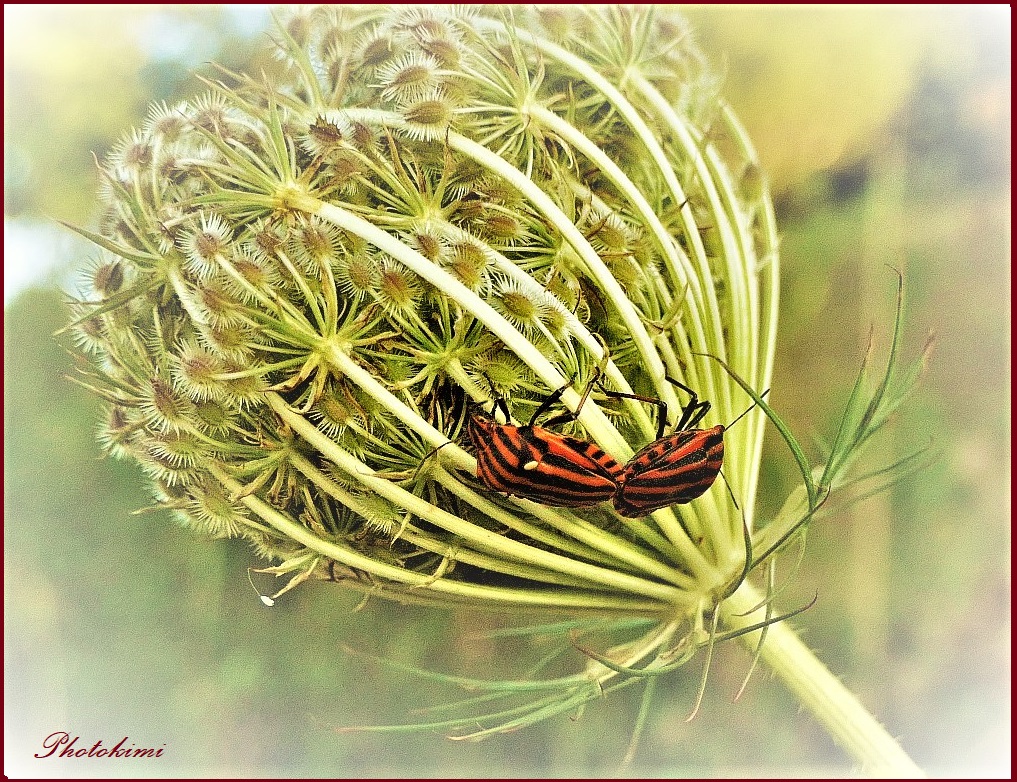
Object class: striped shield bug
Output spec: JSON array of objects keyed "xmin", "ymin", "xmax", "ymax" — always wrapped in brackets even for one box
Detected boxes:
[
  {"xmin": 467, "ymin": 381, "xmax": 624, "ymax": 508},
  {"xmin": 613, "ymin": 379, "xmax": 761, "ymax": 518}
]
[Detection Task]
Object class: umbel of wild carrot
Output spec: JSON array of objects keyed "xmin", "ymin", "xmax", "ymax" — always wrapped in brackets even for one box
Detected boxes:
[{"xmin": 64, "ymin": 6, "xmax": 928, "ymax": 771}]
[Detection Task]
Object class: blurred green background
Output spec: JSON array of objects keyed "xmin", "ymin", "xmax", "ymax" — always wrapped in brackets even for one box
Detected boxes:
[{"xmin": 5, "ymin": 5, "xmax": 1009, "ymax": 777}]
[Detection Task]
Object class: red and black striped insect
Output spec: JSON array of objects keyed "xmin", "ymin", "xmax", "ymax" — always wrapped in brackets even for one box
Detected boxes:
[
  {"xmin": 613, "ymin": 379, "xmax": 759, "ymax": 518},
  {"xmin": 467, "ymin": 383, "xmax": 624, "ymax": 508}
]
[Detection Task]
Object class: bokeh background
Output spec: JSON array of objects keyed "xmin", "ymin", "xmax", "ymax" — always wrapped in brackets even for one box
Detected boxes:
[{"xmin": 5, "ymin": 5, "xmax": 1009, "ymax": 777}]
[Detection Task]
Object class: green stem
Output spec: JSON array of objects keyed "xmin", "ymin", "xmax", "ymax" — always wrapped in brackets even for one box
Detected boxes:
[
  {"xmin": 722, "ymin": 583, "xmax": 924, "ymax": 777},
  {"xmin": 318, "ymin": 340, "xmax": 697, "ymax": 587},
  {"xmin": 283, "ymin": 184, "xmax": 717, "ymax": 577},
  {"xmin": 718, "ymin": 102, "xmax": 782, "ymax": 526},
  {"xmin": 526, "ymin": 105, "xmax": 717, "ymax": 414},
  {"xmin": 444, "ymin": 130, "xmax": 679, "ymax": 415},
  {"xmin": 288, "ymin": 451, "xmax": 613, "ymax": 590},
  {"xmin": 437, "ymin": 221, "xmax": 658, "ymax": 439},
  {"xmin": 483, "ymin": 19, "xmax": 728, "ymax": 388},
  {"xmin": 267, "ymin": 392, "xmax": 697, "ymax": 607},
  {"xmin": 212, "ymin": 461, "xmax": 669, "ymax": 615}
]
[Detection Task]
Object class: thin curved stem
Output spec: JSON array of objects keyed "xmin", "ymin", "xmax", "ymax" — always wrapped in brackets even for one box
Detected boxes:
[{"xmin": 722, "ymin": 583, "xmax": 924, "ymax": 777}]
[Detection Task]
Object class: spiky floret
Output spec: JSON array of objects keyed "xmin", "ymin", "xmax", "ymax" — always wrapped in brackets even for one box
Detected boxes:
[
  {"xmin": 109, "ymin": 129, "xmax": 154, "ymax": 177},
  {"xmin": 376, "ymin": 52, "xmax": 443, "ymax": 103},
  {"xmin": 374, "ymin": 255, "xmax": 421, "ymax": 314},
  {"xmin": 68, "ymin": 304, "xmax": 111, "ymax": 356},
  {"xmin": 144, "ymin": 101, "xmax": 190, "ymax": 144},
  {"xmin": 445, "ymin": 237, "xmax": 492, "ymax": 292},
  {"xmin": 194, "ymin": 280, "xmax": 246, "ymax": 327},
  {"xmin": 172, "ymin": 341, "xmax": 227, "ymax": 402},
  {"xmin": 290, "ymin": 216, "xmax": 343, "ymax": 274},
  {"xmin": 80, "ymin": 253, "xmax": 126, "ymax": 298},
  {"xmin": 199, "ymin": 321, "xmax": 256, "ymax": 364},
  {"xmin": 334, "ymin": 250, "xmax": 380, "ymax": 302},
  {"xmin": 96, "ymin": 405, "xmax": 140, "ymax": 459},
  {"xmin": 187, "ymin": 92, "xmax": 241, "ymax": 139},
  {"xmin": 302, "ymin": 111, "xmax": 355, "ymax": 157},
  {"xmin": 353, "ymin": 493, "xmax": 403, "ymax": 537},
  {"xmin": 148, "ymin": 430, "xmax": 210, "ymax": 469},
  {"xmin": 178, "ymin": 213, "xmax": 233, "ymax": 282},
  {"xmin": 191, "ymin": 398, "xmax": 237, "ymax": 437},
  {"xmin": 139, "ymin": 375, "xmax": 196, "ymax": 433},
  {"xmin": 312, "ymin": 383, "xmax": 366, "ymax": 439},
  {"xmin": 490, "ymin": 276, "xmax": 549, "ymax": 336},
  {"xmin": 182, "ymin": 477, "xmax": 250, "ymax": 538},
  {"xmin": 137, "ymin": 441, "xmax": 200, "ymax": 487},
  {"xmin": 355, "ymin": 26, "xmax": 396, "ymax": 69},
  {"xmin": 398, "ymin": 89, "xmax": 457, "ymax": 141}
]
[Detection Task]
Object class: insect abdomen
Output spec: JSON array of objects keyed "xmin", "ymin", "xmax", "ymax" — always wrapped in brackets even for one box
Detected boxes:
[
  {"xmin": 614, "ymin": 426, "xmax": 724, "ymax": 517},
  {"xmin": 469, "ymin": 414, "xmax": 621, "ymax": 507}
]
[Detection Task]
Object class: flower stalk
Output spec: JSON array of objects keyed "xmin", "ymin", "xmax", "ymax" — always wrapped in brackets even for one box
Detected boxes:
[
  {"xmin": 63, "ymin": 5, "xmax": 926, "ymax": 773},
  {"xmin": 722, "ymin": 583, "xmax": 926, "ymax": 777}
]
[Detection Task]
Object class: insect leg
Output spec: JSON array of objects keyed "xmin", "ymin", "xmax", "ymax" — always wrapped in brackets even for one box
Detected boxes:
[
  {"xmin": 664, "ymin": 375, "xmax": 712, "ymax": 431},
  {"xmin": 527, "ymin": 383, "xmax": 571, "ymax": 427}
]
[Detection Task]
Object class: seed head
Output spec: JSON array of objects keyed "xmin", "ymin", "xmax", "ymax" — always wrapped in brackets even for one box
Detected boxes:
[
  {"xmin": 375, "ymin": 256, "xmax": 421, "ymax": 314},
  {"xmin": 173, "ymin": 341, "xmax": 226, "ymax": 403},
  {"xmin": 335, "ymin": 250, "xmax": 380, "ymax": 302},
  {"xmin": 399, "ymin": 91, "xmax": 455, "ymax": 141},
  {"xmin": 183, "ymin": 478, "xmax": 249, "ymax": 538},
  {"xmin": 140, "ymin": 375, "xmax": 195, "ymax": 433},
  {"xmin": 143, "ymin": 101, "xmax": 189, "ymax": 144},
  {"xmin": 377, "ymin": 52, "xmax": 442, "ymax": 103},
  {"xmin": 64, "ymin": 8, "xmax": 788, "ymax": 688},
  {"xmin": 179, "ymin": 213, "xmax": 233, "ymax": 281}
]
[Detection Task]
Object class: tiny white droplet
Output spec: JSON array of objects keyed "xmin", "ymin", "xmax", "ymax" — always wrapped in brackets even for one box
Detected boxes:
[{"xmin": 260, "ymin": 595, "xmax": 275, "ymax": 607}]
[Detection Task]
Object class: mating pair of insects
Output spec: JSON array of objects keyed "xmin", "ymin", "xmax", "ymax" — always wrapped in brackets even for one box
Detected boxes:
[{"xmin": 468, "ymin": 375, "xmax": 746, "ymax": 518}]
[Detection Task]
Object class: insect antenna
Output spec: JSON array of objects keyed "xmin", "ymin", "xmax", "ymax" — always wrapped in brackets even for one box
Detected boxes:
[{"xmin": 724, "ymin": 388, "xmax": 770, "ymax": 431}]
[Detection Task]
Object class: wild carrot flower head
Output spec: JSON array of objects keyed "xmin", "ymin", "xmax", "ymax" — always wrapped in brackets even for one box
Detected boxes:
[{"xmin": 63, "ymin": 5, "xmax": 929, "ymax": 748}]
